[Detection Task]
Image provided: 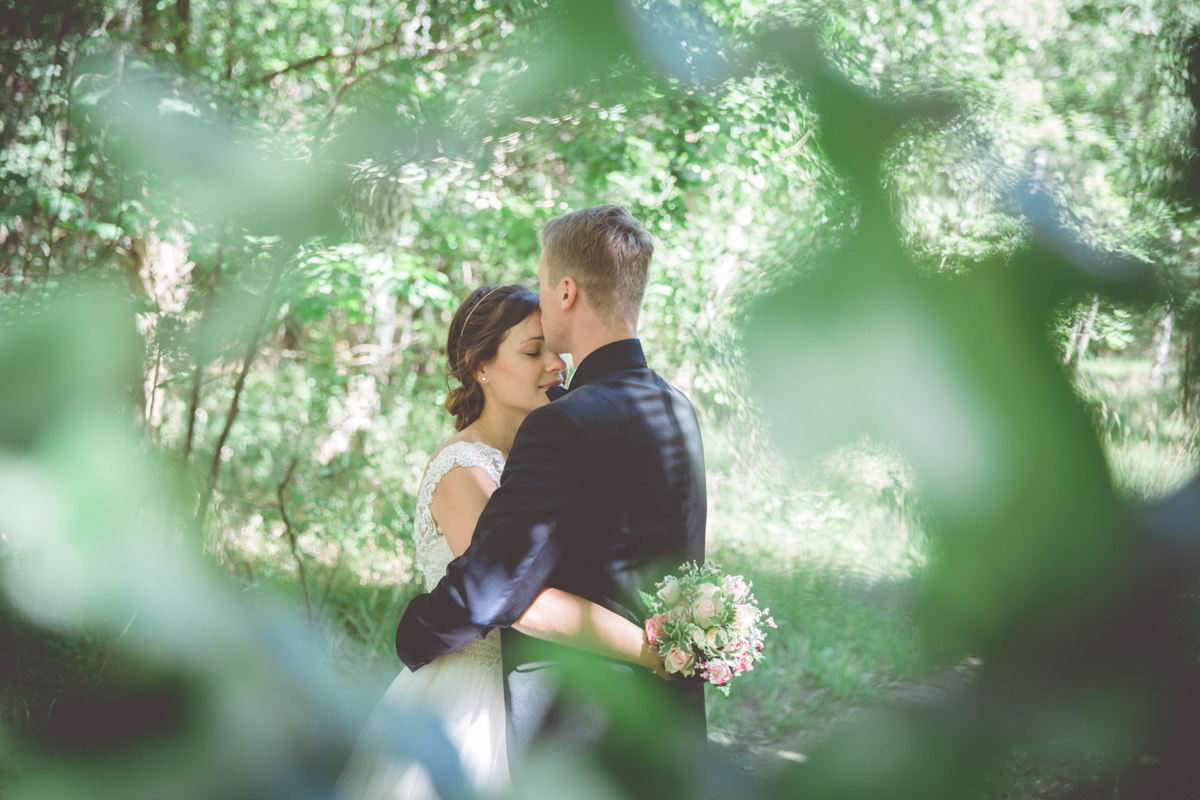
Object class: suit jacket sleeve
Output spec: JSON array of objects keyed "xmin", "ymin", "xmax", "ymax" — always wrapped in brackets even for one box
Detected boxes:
[{"xmin": 395, "ymin": 403, "xmax": 585, "ymax": 670}]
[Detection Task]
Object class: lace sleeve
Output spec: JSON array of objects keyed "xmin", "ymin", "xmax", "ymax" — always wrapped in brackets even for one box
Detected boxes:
[{"xmin": 413, "ymin": 441, "xmax": 505, "ymax": 590}]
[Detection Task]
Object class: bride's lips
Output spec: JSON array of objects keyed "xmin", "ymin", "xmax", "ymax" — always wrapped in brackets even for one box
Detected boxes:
[{"xmin": 539, "ymin": 379, "xmax": 564, "ymax": 390}]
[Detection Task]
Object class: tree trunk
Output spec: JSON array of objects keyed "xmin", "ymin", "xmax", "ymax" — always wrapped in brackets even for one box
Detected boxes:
[
  {"xmin": 1151, "ymin": 310, "xmax": 1174, "ymax": 389},
  {"xmin": 1063, "ymin": 311, "xmax": 1085, "ymax": 365},
  {"xmin": 224, "ymin": 0, "xmax": 238, "ymax": 84},
  {"xmin": 144, "ymin": 340, "xmax": 163, "ymax": 431},
  {"xmin": 1184, "ymin": 317, "xmax": 1200, "ymax": 413},
  {"xmin": 139, "ymin": 0, "xmax": 160, "ymax": 49},
  {"xmin": 1075, "ymin": 295, "xmax": 1100, "ymax": 365},
  {"xmin": 174, "ymin": 0, "xmax": 190, "ymax": 53},
  {"xmin": 183, "ymin": 243, "xmax": 224, "ymax": 463}
]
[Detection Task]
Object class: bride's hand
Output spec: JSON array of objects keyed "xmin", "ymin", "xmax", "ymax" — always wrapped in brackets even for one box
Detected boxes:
[{"xmin": 639, "ymin": 632, "xmax": 674, "ymax": 681}]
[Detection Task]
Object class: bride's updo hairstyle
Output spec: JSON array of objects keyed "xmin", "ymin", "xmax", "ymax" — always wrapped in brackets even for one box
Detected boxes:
[{"xmin": 445, "ymin": 284, "xmax": 540, "ymax": 430}]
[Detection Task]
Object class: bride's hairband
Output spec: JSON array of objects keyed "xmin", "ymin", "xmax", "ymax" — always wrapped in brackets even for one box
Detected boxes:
[
  {"xmin": 458, "ymin": 286, "xmax": 502, "ymax": 367},
  {"xmin": 462, "ymin": 286, "xmax": 501, "ymax": 334}
]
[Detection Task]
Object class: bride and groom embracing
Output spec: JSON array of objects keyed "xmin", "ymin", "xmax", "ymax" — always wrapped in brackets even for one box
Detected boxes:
[{"xmin": 338, "ymin": 205, "xmax": 708, "ymax": 799}]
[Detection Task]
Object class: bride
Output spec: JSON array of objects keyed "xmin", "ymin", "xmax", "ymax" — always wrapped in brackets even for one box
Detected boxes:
[{"xmin": 337, "ymin": 284, "xmax": 667, "ymax": 800}]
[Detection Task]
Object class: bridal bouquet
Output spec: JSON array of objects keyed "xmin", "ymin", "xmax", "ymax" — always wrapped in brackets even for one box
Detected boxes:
[{"xmin": 640, "ymin": 561, "xmax": 775, "ymax": 696}]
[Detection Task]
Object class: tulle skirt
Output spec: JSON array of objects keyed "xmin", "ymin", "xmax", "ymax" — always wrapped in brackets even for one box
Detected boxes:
[{"xmin": 337, "ymin": 644, "xmax": 509, "ymax": 800}]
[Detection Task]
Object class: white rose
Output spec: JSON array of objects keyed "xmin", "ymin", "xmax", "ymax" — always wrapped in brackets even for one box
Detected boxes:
[
  {"xmin": 657, "ymin": 576, "xmax": 681, "ymax": 605},
  {"xmin": 665, "ymin": 601, "xmax": 690, "ymax": 624}
]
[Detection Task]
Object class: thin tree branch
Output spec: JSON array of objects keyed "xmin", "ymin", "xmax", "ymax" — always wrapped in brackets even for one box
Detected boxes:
[
  {"xmin": 277, "ymin": 456, "xmax": 312, "ymax": 622},
  {"xmin": 74, "ymin": 134, "xmax": 104, "ymax": 262},
  {"xmin": 196, "ymin": 249, "xmax": 286, "ymax": 528},
  {"xmin": 312, "ymin": 0, "xmax": 384, "ymax": 149},
  {"xmin": 258, "ymin": 46, "xmax": 351, "ymax": 84},
  {"xmin": 94, "ymin": 612, "xmax": 137, "ymax": 688},
  {"xmin": 315, "ymin": 542, "xmax": 344, "ymax": 620},
  {"xmin": 258, "ymin": 26, "xmax": 404, "ymax": 84},
  {"xmin": 316, "ymin": 64, "xmax": 387, "ymax": 133}
]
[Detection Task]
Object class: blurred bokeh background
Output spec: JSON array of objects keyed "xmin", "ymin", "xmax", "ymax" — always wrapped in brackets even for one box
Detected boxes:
[{"xmin": 4, "ymin": 1, "xmax": 1200, "ymax": 798}]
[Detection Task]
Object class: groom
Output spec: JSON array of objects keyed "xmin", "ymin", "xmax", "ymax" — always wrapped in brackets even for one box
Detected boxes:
[{"xmin": 396, "ymin": 204, "xmax": 707, "ymax": 755}]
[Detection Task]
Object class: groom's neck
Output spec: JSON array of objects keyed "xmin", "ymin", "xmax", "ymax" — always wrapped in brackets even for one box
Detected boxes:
[{"xmin": 568, "ymin": 321, "xmax": 637, "ymax": 373}]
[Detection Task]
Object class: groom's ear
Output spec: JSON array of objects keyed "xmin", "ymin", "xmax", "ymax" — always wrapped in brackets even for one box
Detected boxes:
[{"xmin": 560, "ymin": 276, "xmax": 579, "ymax": 311}]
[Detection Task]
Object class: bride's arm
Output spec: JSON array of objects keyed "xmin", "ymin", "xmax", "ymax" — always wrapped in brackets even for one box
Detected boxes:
[
  {"xmin": 430, "ymin": 465, "xmax": 667, "ymax": 678},
  {"xmin": 514, "ymin": 588, "xmax": 669, "ymax": 679},
  {"xmin": 428, "ymin": 464, "xmax": 494, "ymax": 559}
]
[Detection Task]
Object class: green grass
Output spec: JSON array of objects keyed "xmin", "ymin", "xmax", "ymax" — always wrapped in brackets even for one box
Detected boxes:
[
  {"xmin": 1073, "ymin": 358, "xmax": 1200, "ymax": 500},
  {"xmin": 704, "ymin": 551, "xmax": 924, "ymax": 743},
  {"xmin": 0, "ymin": 594, "xmax": 148, "ymax": 743},
  {"xmin": 699, "ymin": 422, "xmax": 930, "ymax": 745},
  {"xmin": 213, "ymin": 556, "xmax": 421, "ymax": 691}
]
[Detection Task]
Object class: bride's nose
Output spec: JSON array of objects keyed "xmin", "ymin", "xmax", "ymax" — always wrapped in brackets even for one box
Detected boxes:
[{"xmin": 545, "ymin": 352, "xmax": 567, "ymax": 373}]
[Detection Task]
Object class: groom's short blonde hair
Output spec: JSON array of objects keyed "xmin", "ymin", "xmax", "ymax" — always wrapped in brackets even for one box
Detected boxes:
[{"xmin": 539, "ymin": 205, "xmax": 653, "ymax": 327}]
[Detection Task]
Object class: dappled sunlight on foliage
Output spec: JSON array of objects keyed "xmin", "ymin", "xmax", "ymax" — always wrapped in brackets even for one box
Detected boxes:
[{"xmin": 4, "ymin": 0, "xmax": 1200, "ymax": 799}]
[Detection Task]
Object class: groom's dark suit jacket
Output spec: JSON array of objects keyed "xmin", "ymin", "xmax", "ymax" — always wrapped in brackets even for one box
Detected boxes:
[{"xmin": 396, "ymin": 338, "xmax": 706, "ymax": 754}]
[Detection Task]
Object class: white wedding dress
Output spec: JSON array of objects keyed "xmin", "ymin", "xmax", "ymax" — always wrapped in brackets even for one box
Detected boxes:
[{"xmin": 337, "ymin": 441, "xmax": 509, "ymax": 800}]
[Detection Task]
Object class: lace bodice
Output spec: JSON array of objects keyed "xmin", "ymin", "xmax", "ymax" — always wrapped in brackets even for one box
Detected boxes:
[{"xmin": 413, "ymin": 440, "xmax": 506, "ymax": 667}]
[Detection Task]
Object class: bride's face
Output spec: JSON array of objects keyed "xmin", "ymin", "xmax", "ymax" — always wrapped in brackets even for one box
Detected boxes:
[{"xmin": 477, "ymin": 310, "xmax": 567, "ymax": 415}]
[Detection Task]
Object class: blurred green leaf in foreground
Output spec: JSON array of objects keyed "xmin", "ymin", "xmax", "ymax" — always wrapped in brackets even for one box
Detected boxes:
[
  {"xmin": 744, "ymin": 26, "xmax": 1200, "ymax": 800},
  {"xmin": 0, "ymin": 286, "xmax": 478, "ymax": 799}
]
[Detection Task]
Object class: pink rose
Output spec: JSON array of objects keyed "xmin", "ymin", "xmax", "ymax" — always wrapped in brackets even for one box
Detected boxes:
[
  {"xmin": 693, "ymin": 596, "xmax": 724, "ymax": 629},
  {"xmin": 724, "ymin": 576, "xmax": 750, "ymax": 600},
  {"xmin": 644, "ymin": 614, "xmax": 665, "ymax": 647},
  {"xmin": 705, "ymin": 660, "xmax": 733, "ymax": 686},
  {"xmin": 734, "ymin": 649, "xmax": 754, "ymax": 673},
  {"xmin": 664, "ymin": 646, "xmax": 695, "ymax": 676},
  {"xmin": 733, "ymin": 604, "xmax": 756, "ymax": 630}
]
